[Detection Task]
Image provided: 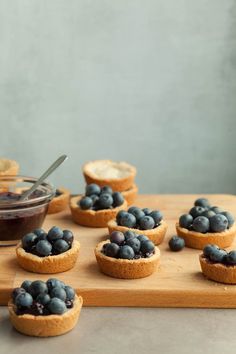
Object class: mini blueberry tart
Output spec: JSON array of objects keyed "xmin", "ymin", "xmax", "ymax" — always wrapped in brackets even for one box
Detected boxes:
[
  {"xmin": 199, "ymin": 244, "xmax": 236, "ymax": 284},
  {"xmin": 16, "ymin": 227, "xmax": 80, "ymax": 273},
  {"xmin": 122, "ymin": 183, "xmax": 138, "ymax": 206},
  {"xmin": 95, "ymin": 231, "xmax": 160, "ymax": 279},
  {"xmin": 176, "ymin": 197, "xmax": 236, "ymax": 249},
  {"xmin": 47, "ymin": 187, "xmax": 70, "ymax": 214},
  {"xmin": 83, "ymin": 159, "xmax": 136, "ymax": 192},
  {"xmin": 107, "ymin": 206, "xmax": 168, "ymax": 245},
  {"xmin": 8, "ymin": 279, "xmax": 83, "ymax": 337},
  {"xmin": 70, "ymin": 183, "xmax": 127, "ymax": 227}
]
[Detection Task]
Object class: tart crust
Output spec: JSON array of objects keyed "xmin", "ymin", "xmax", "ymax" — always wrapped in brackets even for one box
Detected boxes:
[
  {"xmin": 199, "ymin": 255, "xmax": 236, "ymax": 284},
  {"xmin": 0, "ymin": 158, "xmax": 19, "ymax": 176},
  {"xmin": 16, "ymin": 240, "xmax": 80, "ymax": 274},
  {"xmin": 95, "ymin": 240, "xmax": 160, "ymax": 279},
  {"xmin": 122, "ymin": 184, "xmax": 138, "ymax": 206},
  {"xmin": 47, "ymin": 187, "xmax": 70, "ymax": 214},
  {"xmin": 83, "ymin": 160, "xmax": 136, "ymax": 192},
  {"xmin": 70, "ymin": 196, "xmax": 128, "ymax": 228},
  {"xmin": 176, "ymin": 223, "xmax": 236, "ymax": 250},
  {"xmin": 107, "ymin": 220, "xmax": 168, "ymax": 245},
  {"xmin": 8, "ymin": 295, "xmax": 83, "ymax": 337}
]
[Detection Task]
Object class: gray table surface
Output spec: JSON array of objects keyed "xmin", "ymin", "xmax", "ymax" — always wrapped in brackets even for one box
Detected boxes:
[{"xmin": 1, "ymin": 306, "xmax": 236, "ymax": 354}]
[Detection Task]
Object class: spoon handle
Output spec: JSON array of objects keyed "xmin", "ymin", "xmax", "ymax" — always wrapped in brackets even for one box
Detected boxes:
[{"xmin": 19, "ymin": 155, "xmax": 68, "ymax": 201}]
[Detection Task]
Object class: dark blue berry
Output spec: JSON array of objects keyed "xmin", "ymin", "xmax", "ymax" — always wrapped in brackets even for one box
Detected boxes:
[
  {"xmin": 210, "ymin": 214, "xmax": 228, "ymax": 232},
  {"xmin": 116, "ymin": 210, "xmax": 128, "ymax": 224},
  {"xmin": 22, "ymin": 233, "xmax": 38, "ymax": 250},
  {"xmin": 47, "ymin": 226, "xmax": 63, "ymax": 242},
  {"xmin": 221, "ymin": 211, "xmax": 235, "ymax": 228},
  {"xmin": 210, "ymin": 206, "xmax": 223, "ymax": 214},
  {"xmin": 63, "ymin": 230, "xmax": 74, "ymax": 245},
  {"xmin": 90, "ymin": 194, "xmax": 99, "ymax": 205},
  {"xmin": 79, "ymin": 196, "xmax": 93, "ymax": 210},
  {"xmin": 203, "ymin": 244, "xmax": 218, "ymax": 258},
  {"xmin": 119, "ymin": 212, "xmax": 136, "ymax": 228},
  {"xmin": 194, "ymin": 198, "xmax": 210, "ymax": 208},
  {"xmin": 21, "ymin": 280, "xmax": 32, "ymax": 293},
  {"xmin": 192, "ymin": 216, "xmax": 210, "ymax": 233},
  {"xmin": 169, "ymin": 236, "xmax": 185, "ymax": 252},
  {"xmin": 112, "ymin": 192, "xmax": 124, "ymax": 207},
  {"xmin": 50, "ymin": 287, "xmax": 67, "ymax": 301},
  {"xmin": 119, "ymin": 245, "xmax": 135, "ymax": 259},
  {"xmin": 98, "ymin": 193, "xmax": 113, "ymax": 209},
  {"xmin": 104, "ymin": 243, "xmax": 120, "ymax": 257},
  {"xmin": 110, "ymin": 231, "xmax": 125, "ymax": 245},
  {"xmin": 12, "ymin": 287, "xmax": 26, "ymax": 301},
  {"xmin": 137, "ymin": 235, "xmax": 149, "ymax": 242},
  {"xmin": 64, "ymin": 286, "xmax": 75, "ymax": 301},
  {"xmin": 36, "ymin": 293, "xmax": 51, "ymax": 305},
  {"xmin": 126, "ymin": 237, "xmax": 141, "ymax": 253},
  {"xmin": 15, "ymin": 292, "xmax": 33, "ymax": 308},
  {"xmin": 209, "ymin": 248, "xmax": 227, "ymax": 263},
  {"xmin": 202, "ymin": 210, "xmax": 216, "ymax": 219},
  {"xmin": 124, "ymin": 230, "xmax": 136, "ymax": 241},
  {"xmin": 128, "ymin": 207, "xmax": 145, "ymax": 221},
  {"xmin": 224, "ymin": 251, "xmax": 236, "ymax": 265},
  {"xmin": 189, "ymin": 206, "xmax": 205, "ymax": 218},
  {"xmin": 33, "ymin": 228, "xmax": 47, "ymax": 240},
  {"xmin": 142, "ymin": 208, "xmax": 152, "ymax": 215},
  {"xmin": 36, "ymin": 240, "xmax": 52, "ymax": 256},
  {"xmin": 53, "ymin": 239, "xmax": 70, "ymax": 254},
  {"xmin": 140, "ymin": 240, "xmax": 155, "ymax": 254},
  {"xmin": 29, "ymin": 280, "xmax": 48, "ymax": 298},
  {"xmin": 48, "ymin": 298, "xmax": 67, "ymax": 315},
  {"xmin": 149, "ymin": 210, "xmax": 163, "ymax": 224},
  {"xmin": 46, "ymin": 278, "xmax": 65, "ymax": 291},
  {"xmin": 139, "ymin": 216, "xmax": 155, "ymax": 230},
  {"xmin": 101, "ymin": 186, "xmax": 113, "ymax": 194},
  {"xmin": 85, "ymin": 183, "xmax": 101, "ymax": 196},
  {"xmin": 179, "ymin": 214, "xmax": 193, "ymax": 229}
]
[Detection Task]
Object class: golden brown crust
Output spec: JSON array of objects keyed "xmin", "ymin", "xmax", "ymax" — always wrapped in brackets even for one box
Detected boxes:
[
  {"xmin": 0, "ymin": 158, "xmax": 19, "ymax": 176},
  {"xmin": 95, "ymin": 240, "xmax": 160, "ymax": 279},
  {"xmin": 122, "ymin": 184, "xmax": 138, "ymax": 206},
  {"xmin": 199, "ymin": 255, "xmax": 236, "ymax": 284},
  {"xmin": 16, "ymin": 240, "xmax": 80, "ymax": 274},
  {"xmin": 83, "ymin": 160, "xmax": 136, "ymax": 192},
  {"xmin": 107, "ymin": 220, "xmax": 168, "ymax": 245},
  {"xmin": 47, "ymin": 187, "xmax": 70, "ymax": 214},
  {"xmin": 176, "ymin": 223, "xmax": 236, "ymax": 250},
  {"xmin": 70, "ymin": 196, "xmax": 128, "ymax": 228},
  {"xmin": 8, "ymin": 295, "xmax": 83, "ymax": 337}
]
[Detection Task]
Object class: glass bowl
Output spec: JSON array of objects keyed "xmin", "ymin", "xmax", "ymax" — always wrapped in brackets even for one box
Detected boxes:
[{"xmin": 0, "ymin": 176, "xmax": 55, "ymax": 246}]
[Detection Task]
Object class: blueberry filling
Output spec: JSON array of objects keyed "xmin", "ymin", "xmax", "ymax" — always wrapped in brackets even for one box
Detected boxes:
[
  {"xmin": 116, "ymin": 206, "xmax": 163, "ymax": 230},
  {"xmin": 12, "ymin": 279, "xmax": 75, "ymax": 316},
  {"xmin": 21, "ymin": 226, "xmax": 74, "ymax": 257},
  {"xmin": 102, "ymin": 231, "xmax": 155, "ymax": 260},
  {"xmin": 179, "ymin": 198, "xmax": 235, "ymax": 233},
  {"xmin": 202, "ymin": 244, "xmax": 236, "ymax": 266}
]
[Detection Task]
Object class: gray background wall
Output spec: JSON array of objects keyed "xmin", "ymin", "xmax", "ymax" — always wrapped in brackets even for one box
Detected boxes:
[{"xmin": 1, "ymin": 0, "xmax": 236, "ymax": 194}]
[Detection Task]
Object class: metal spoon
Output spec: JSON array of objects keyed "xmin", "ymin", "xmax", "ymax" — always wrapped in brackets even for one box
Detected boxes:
[{"xmin": 19, "ymin": 155, "xmax": 68, "ymax": 201}]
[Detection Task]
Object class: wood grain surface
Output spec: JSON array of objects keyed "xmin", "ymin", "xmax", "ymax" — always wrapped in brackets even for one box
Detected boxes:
[{"xmin": 1, "ymin": 194, "xmax": 236, "ymax": 308}]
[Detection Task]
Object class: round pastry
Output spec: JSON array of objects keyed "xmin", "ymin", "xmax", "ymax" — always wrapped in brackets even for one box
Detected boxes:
[
  {"xmin": 95, "ymin": 236, "xmax": 160, "ymax": 279},
  {"xmin": 16, "ymin": 227, "xmax": 80, "ymax": 273},
  {"xmin": 83, "ymin": 159, "xmax": 136, "ymax": 192},
  {"xmin": 122, "ymin": 184, "xmax": 138, "ymax": 206},
  {"xmin": 47, "ymin": 187, "xmax": 70, "ymax": 214},
  {"xmin": 0, "ymin": 158, "xmax": 19, "ymax": 176},
  {"xmin": 8, "ymin": 279, "xmax": 83, "ymax": 337}
]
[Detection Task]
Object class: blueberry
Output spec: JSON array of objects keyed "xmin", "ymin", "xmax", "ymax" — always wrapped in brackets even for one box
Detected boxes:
[
  {"xmin": 209, "ymin": 248, "xmax": 227, "ymax": 263},
  {"xmin": 15, "ymin": 292, "xmax": 33, "ymax": 308},
  {"xmin": 210, "ymin": 206, "xmax": 223, "ymax": 214},
  {"xmin": 36, "ymin": 293, "xmax": 51, "ymax": 305},
  {"xmin": 139, "ymin": 216, "xmax": 155, "ymax": 230},
  {"xmin": 12, "ymin": 287, "xmax": 26, "ymax": 301},
  {"xmin": 119, "ymin": 212, "xmax": 136, "ymax": 228},
  {"xmin": 22, "ymin": 233, "xmax": 38, "ymax": 251},
  {"xmin": 128, "ymin": 207, "xmax": 145, "ymax": 221},
  {"xmin": 192, "ymin": 216, "xmax": 210, "ymax": 233},
  {"xmin": 104, "ymin": 243, "xmax": 120, "ymax": 258},
  {"xmin": 90, "ymin": 194, "xmax": 99, "ymax": 205},
  {"xmin": 53, "ymin": 239, "xmax": 70, "ymax": 254},
  {"xmin": 202, "ymin": 210, "xmax": 216, "ymax": 219},
  {"xmin": 35, "ymin": 240, "xmax": 52, "ymax": 256},
  {"xmin": 64, "ymin": 286, "xmax": 75, "ymax": 301},
  {"xmin": 179, "ymin": 214, "xmax": 193, "ymax": 229},
  {"xmin": 168, "ymin": 236, "xmax": 185, "ymax": 252},
  {"xmin": 47, "ymin": 226, "xmax": 64, "ymax": 242},
  {"xmin": 203, "ymin": 244, "xmax": 218, "ymax": 258},
  {"xmin": 128, "ymin": 206, "xmax": 140, "ymax": 214},
  {"xmin": 124, "ymin": 230, "xmax": 136, "ymax": 241},
  {"xmin": 33, "ymin": 228, "xmax": 47, "ymax": 240},
  {"xmin": 189, "ymin": 206, "xmax": 205, "ymax": 218},
  {"xmin": 142, "ymin": 208, "xmax": 152, "ymax": 215},
  {"xmin": 50, "ymin": 286, "xmax": 67, "ymax": 301},
  {"xmin": 194, "ymin": 198, "xmax": 210, "ymax": 208},
  {"xmin": 21, "ymin": 280, "xmax": 32, "ymax": 293},
  {"xmin": 137, "ymin": 235, "xmax": 149, "ymax": 242},
  {"xmin": 48, "ymin": 298, "xmax": 67, "ymax": 315},
  {"xmin": 79, "ymin": 196, "xmax": 93, "ymax": 210},
  {"xmin": 29, "ymin": 280, "xmax": 48, "ymax": 298},
  {"xmin": 101, "ymin": 186, "xmax": 113, "ymax": 194},
  {"xmin": 110, "ymin": 231, "xmax": 125, "ymax": 245},
  {"xmin": 98, "ymin": 193, "xmax": 113, "ymax": 209},
  {"xmin": 221, "ymin": 211, "xmax": 235, "ymax": 228},
  {"xmin": 112, "ymin": 192, "xmax": 124, "ymax": 207},
  {"xmin": 119, "ymin": 245, "xmax": 135, "ymax": 260},
  {"xmin": 63, "ymin": 230, "xmax": 74, "ymax": 245},
  {"xmin": 55, "ymin": 189, "xmax": 62, "ymax": 197},
  {"xmin": 224, "ymin": 251, "xmax": 236, "ymax": 265},
  {"xmin": 140, "ymin": 240, "xmax": 155, "ymax": 254},
  {"xmin": 126, "ymin": 237, "xmax": 141, "ymax": 253},
  {"xmin": 85, "ymin": 183, "xmax": 101, "ymax": 196},
  {"xmin": 116, "ymin": 210, "xmax": 128, "ymax": 223},
  {"xmin": 46, "ymin": 278, "xmax": 65, "ymax": 291},
  {"xmin": 149, "ymin": 210, "xmax": 163, "ymax": 225},
  {"xmin": 210, "ymin": 214, "xmax": 228, "ymax": 232}
]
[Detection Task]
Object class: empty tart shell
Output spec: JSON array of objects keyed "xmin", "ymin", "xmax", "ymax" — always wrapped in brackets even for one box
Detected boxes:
[
  {"xmin": 95, "ymin": 240, "xmax": 160, "ymax": 279},
  {"xmin": 48, "ymin": 187, "xmax": 70, "ymax": 214},
  {"xmin": 199, "ymin": 255, "xmax": 236, "ymax": 284},
  {"xmin": 8, "ymin": 295, "xmax": 83, "ymax": 337},
  {"xmin": 107, "ymin": 220, "xmax": 168, "ymax": 245},
  {"xmin": 70, "ymin": 196, "xmax": 128, "ymax": 228},
  {"xmin": 83, "ymin": 160, "xmax": 136, "ymax": 192},
  {"xmin": 176, "ymin": 223, "xmax": 236, "ymax": 250},
  {"xmin": 122, "ymin": 184, "xmax": 138, "ymax": 206},
  {"xmin": 16, "ymin": 240, "xmax": 80, "ymax": 274}
]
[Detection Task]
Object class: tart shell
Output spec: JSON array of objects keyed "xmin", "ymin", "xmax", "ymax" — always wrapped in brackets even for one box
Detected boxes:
[
  {"xmin": 95, "ymin": 240, "xmax": 160, "ymax": 279},
  {"xmin": 107, "ymin": 220, "xmax": 168, "ymax": 245},
  {"xmin": 122, "ymin": 184, "xmax": 138, "ymax": 206},
  {"xmin": 176, "ymin": 223, "xmax": 236, "ymax": 250},
  {"xmin": 83, "ymin": 160, "xmax": 136, "ymax": 192},
  {"xmin": 70, "ymin": 196, "xmax": 128, "ymax": 228},
  {"xmin": 47, "ymin": 187, "xmax": 70, "ymax": 214},
  {"xmin": 8, "ymin": 295, "xmax": 83, "ymax": 337},
  {"xmin": 199, "ymin": 255, "xmax": 236, "ymax": 284},
  {"xmin": 16, "ymin": 240, "xmax": 80, "ymax": 274}
]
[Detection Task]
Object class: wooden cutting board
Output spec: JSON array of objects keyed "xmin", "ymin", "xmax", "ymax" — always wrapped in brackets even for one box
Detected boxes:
[{"xmin": 1, "ymin": 194, "xmax": 236, "ymax": 308}]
